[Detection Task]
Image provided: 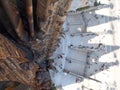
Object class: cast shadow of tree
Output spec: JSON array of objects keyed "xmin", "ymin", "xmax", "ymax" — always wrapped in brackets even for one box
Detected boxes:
[
  {"xmin": 58, "ymin": 32, "xmax": 120, "ymax": 88},
  {"xmin": 50, "ymin": 3, "xmax": 120, "ymax": 89}
]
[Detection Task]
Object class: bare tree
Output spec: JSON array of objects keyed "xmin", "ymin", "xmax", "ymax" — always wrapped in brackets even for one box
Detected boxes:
[{"xmin": 0, "ymin": 0, "xmax": 72, "ymax": 89}]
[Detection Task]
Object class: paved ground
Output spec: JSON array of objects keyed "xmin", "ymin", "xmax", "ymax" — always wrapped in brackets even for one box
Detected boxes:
[{"xmin": 50, "ymin": 0, "xmax": 120, "ymax": 90}]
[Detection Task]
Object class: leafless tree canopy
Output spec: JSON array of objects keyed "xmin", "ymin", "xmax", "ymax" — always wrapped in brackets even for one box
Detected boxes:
[{"xmin": 0, "ymin": 0, "xmax": 72, "ymax": 89}]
